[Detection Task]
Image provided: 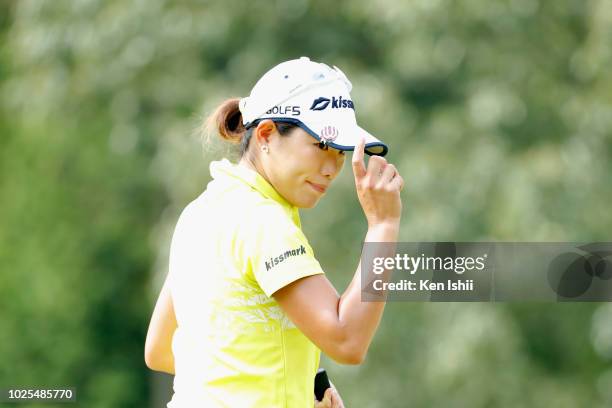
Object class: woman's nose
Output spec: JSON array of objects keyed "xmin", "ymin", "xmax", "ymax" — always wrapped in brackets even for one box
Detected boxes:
[{"xmin": 321, "ymin": 152, "xmax": 343, "ymax": 178}]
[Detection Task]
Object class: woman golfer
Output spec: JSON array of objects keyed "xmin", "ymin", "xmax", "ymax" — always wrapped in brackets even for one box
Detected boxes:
[{"xmin": 145, "ymin": 57, "xmax": 403, "ymax": 407}]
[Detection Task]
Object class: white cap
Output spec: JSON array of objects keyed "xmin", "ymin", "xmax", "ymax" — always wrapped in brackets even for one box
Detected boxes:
[{"xmin": 239, "ymin": 57, "xmax": 388, "ymax": 156}]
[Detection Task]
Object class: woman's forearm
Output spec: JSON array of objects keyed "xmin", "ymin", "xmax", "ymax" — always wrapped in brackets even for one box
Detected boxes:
[{"xmin": 337, "ymin": 222, "xmax": 399, "ymax": 362}]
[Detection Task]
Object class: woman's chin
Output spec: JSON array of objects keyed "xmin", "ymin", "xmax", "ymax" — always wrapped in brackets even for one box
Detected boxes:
[{"xmin": 292, "ymin": 193, "xmax": 321, "ymax": 209}]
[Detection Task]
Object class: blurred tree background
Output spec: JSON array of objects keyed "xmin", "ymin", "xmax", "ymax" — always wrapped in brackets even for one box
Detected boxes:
[{"xmin": 1, "ymin": 0, "xmax": 611, "ymax": 407}]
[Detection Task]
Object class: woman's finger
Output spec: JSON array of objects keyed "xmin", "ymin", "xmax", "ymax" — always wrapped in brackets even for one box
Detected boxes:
[
  {"xmin": 389, "ymin": 173, "xmax": 404, "ymax": 191},
  {"xmin": 330, "ymin": 389, "xmax": 341, "ymax": 407},
  {"xmin": 314, "ymin": 388, "xmax": 333, "ymax": 408},
  {"xmin": 379, "ymin": 163, "xmax": 397, "ymax": 184},
  {"xmin": 328, "ymin": 381, "xmax": 344, "ymax": 408},
  {"xmin": 323, "ymin": 388, "xmax": 334, "ymax": 407},
  {"xmin": 366, "ymin": 155, "xmax": 387, "ymax": 180},
  {"xmin": 351, "ymin": 137, "xmax": 367, "ymax": 180}
]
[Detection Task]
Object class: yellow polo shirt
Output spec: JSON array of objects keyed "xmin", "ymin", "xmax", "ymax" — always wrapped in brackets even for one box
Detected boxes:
[{"xmin": 167, "ymin": 159, "xmax": 324, "ymax": 407}]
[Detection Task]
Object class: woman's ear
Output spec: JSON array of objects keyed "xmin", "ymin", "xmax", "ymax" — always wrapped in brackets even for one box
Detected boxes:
[{"xmin": 254, "ymin": 120, "xmax": 276, "ymax": 147}]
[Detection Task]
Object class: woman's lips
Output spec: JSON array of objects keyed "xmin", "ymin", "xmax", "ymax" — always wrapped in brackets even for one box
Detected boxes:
[{"xmin": 306, "ymin": 181, "xmax": 327, "ymax": 193}]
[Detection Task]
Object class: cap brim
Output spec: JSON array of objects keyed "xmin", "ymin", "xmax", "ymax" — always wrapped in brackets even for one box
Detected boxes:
[
  {"xmin": 267, "ymin": 118, "xmax": 388, "ymax": 156},
  {"xmin": 302, "ymin": 122, "xmax": 388, "ymax": 156}
]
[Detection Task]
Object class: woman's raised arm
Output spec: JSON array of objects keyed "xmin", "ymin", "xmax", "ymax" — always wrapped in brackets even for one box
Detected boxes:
[{"xmin": 274, "ymin": 138, "xmax": 403, "ymax": 365}]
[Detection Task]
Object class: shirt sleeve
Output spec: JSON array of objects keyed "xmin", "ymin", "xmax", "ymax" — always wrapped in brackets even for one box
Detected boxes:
[{"xmin": 245, "ymin": 203, "xmax": 325, "ymax": 297}]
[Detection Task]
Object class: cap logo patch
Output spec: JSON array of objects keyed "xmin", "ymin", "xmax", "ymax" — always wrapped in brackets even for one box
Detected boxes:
[
  {"xmin": 310, "ymin": 96, "xmax": 354, "ymax": 111},
  {"xmin": 310, "ymin": 97, "xmax": 331, "ymax": 111},
  {"xmin": 320, "ymin": 125, "xmax": 339, "ymax": 143}
]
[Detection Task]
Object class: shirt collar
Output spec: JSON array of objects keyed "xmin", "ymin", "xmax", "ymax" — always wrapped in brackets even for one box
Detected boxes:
[{"xmin": 210, "ymin": 159, "xmax": 301, "ymax": 225}]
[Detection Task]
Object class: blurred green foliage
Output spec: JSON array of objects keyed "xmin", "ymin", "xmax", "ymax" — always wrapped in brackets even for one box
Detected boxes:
[{"xmin": 1, "ymin": 0, "xmax": 611, "ymax": 407}]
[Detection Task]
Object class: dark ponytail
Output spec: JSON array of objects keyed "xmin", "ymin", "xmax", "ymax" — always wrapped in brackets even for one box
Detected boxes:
[
  {"xmin": 205, "ymin": 97, "xmax": 243, "ymax": 142},
  {"xmin": 204, "ymin": 98, "xmax": 299, "ymax": 157}
]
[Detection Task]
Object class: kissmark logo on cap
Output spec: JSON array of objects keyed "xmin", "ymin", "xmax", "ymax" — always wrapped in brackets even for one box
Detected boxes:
[
  {"xmin": 309, "ymin": 96, "xmax": 355, "ymax": 111},
  {"xmin": 310, "ymin": 97, "xmax": 331, "ymax": 111}
]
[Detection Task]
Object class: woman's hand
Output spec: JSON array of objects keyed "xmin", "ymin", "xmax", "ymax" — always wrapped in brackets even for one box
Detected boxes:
[
  {"xmin": 352, "ymin": 138, "xmax": 404, "ymax": 228},
  {"xmin": 314, "ymin": 382, "xmax": 345, "ymax": 408}
]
